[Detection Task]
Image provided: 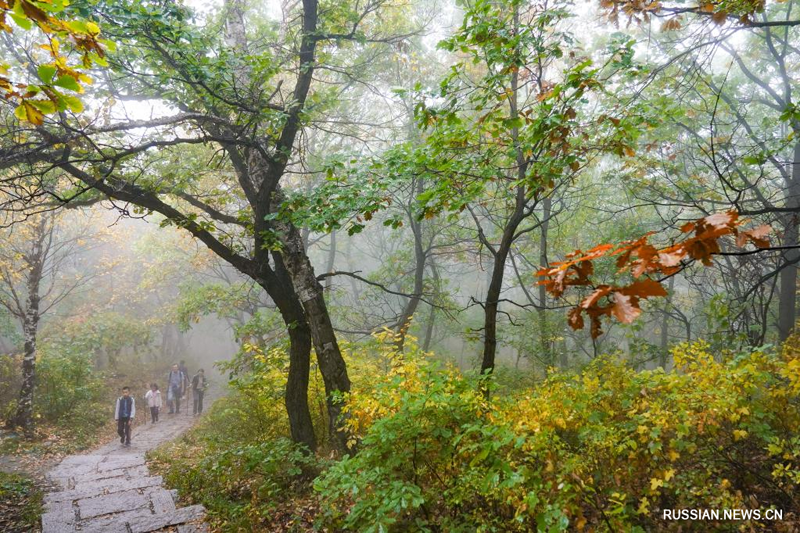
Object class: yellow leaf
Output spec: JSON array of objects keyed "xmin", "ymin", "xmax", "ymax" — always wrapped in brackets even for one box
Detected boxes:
[
  {"xmin": 668, "ymin": 450, "xmax": 680, "ymax": 461},
  {"xmin": 650, "ymin": 478, "xmax": 663, "ymax": 491}
]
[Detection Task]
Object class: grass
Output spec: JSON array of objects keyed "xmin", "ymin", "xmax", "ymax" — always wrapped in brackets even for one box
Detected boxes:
[{"xmin": 0, "ymin": 472, "xmax": 44, "ymax": 533}]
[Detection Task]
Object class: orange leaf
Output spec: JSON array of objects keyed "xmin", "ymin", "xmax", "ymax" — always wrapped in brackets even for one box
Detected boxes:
[
  {"xmin": 567, "ymin": 307, "xmax": 584, "ymax": 330},
  {"xmin": 620, "ymin": 278, "xmax": 668, "ymax": 298},
  {"xmin": 703, "ymin": 211, "xmax": 737, "ymax": 229},
  {"xmin": 611, "ymin": 292, "xmax": 641, "ymax": 324},
  {"xmin": 581, "ymin": 285, "xmax": 612, "ymax": 309}
]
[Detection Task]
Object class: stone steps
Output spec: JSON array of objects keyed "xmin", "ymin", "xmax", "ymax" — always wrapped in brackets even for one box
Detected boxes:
[{"xmin": 42, "ymin": 414, "xmax": 207, "ymax": 532}]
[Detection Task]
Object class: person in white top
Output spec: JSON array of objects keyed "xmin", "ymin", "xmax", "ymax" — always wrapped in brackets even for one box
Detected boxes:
[{"xmin": 145, "ymin": 383, "xmax": 162, "ymax": 424}]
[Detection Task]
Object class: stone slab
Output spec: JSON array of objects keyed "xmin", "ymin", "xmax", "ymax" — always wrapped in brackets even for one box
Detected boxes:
[
  {"xmin": 127, "ymin": 505, "xmax": 205, "ymax": 533},
  {"xmin": 149, "ymin": 488, "xmax": 176, "ymax": 514},
  {"xmin": 77, "ymin": 508, "xmax": 148, "ymax": 533},
  {"xmin": 77, "ymin": 488, "xmax": 150, "ymax": 519}
]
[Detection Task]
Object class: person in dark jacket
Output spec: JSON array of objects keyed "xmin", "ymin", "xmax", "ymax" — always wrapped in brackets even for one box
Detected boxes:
[
  {"xmin": 166, "ymin": 364, "xmax": 187, "ymax": 414},
  {"xmin": 114, "ymin": 386, "xmax": 136, "ymax": 447},
  {"xmin": 192, "ymin": 369, "xmax": 208, "ymax": 415}
]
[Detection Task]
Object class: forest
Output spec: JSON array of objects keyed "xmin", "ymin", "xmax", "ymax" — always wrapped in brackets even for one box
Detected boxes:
[{"xmin": 0, "ymin": 0, "xmax": 799, "ymax": 531}]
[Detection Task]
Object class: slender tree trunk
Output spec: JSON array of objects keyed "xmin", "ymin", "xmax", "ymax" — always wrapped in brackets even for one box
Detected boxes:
[
  {"xmin": 659, "ymin": 276, "xmax": 676, "ymax": 368},
  {"xmin": 345, "ymin": 237, "xmax": 361, "ymax": 300},
  {"xmin": 537, "ymin": 197, "xmax": 551, "ymax": 364},
  {"xmin": 481, "ymin": 7, "xmax": 526, "ymax": 376},
  {"xmin": 395, "ymin": 192, "xmax": 426, "ymax": 351},
  {"xmin": 481, "ymin": 227, "xmax": 517, "ymax": 374},
  {"xmin": 778, "ymin": 141, "xmax": 800, "ymax": 342},
  {"xmin": 422, "ymin": 260, "xmax": 439, "ymax": 352},
  {"xmin": 422, "ymin": 304, "xmax": 436, "ymax": 352},
  {"xmin": 325, "ymin": 230, "xmax": 336, "ymax": 292},
  {"xmin": 8, "ymin": 240, "xmax": 43, "ymax": 436}
]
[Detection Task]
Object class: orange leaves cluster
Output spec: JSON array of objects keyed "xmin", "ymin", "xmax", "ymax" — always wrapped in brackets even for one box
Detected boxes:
[{"xmin": 538, "ymin": 211, "xmax": 771, "ymax": 338}]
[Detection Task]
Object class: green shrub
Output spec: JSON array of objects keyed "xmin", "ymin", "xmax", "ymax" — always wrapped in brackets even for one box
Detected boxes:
[
  {"xmin": 149, "ymin": 397, "xmax": 323, "ymax": 531},
  {"xmin": 314, "ymin": 342, "xmax": 800, "ymax": 532},
  {"xmin": 35, "ymin": 352, "xmax": 105, "ymax": 422}
]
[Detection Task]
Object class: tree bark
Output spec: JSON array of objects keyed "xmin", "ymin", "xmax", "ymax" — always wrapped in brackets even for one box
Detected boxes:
[
  {"xmin": 537, "ymin": 197, "xmax": 551, "ymax": 364},
  {"xmin": 258, "ymin": 256, "xmax": 317, "ymax": 452},
  {"xmin": 481, "ymin": 226, "xmax": 517, "ymax": 374},
  {"xmin": 778, "ymin": 140, "xmax": 800, "ymax": 342},
  {"xmin": 271, "ymin": 214, "xmax": 351, "ymax": 452},
  {"xmin": 325, "ymin": 230, "xmax": 336, "ymax": 292},
  {"xmin": 8, "ymin": 221, "xmax": 45, "ymax": 436},
  {"xmin": 395, "ymin": 185, "xmax": 426, "ymax": 351},
  {"xmin": 659, "ymin": 275, "xmax": 676, "ymax": 368}
]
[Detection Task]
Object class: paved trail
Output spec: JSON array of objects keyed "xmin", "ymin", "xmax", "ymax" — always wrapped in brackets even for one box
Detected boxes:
[{"xmin": 42, "ymin": 412, "xmax": 207, "ymax": 533}]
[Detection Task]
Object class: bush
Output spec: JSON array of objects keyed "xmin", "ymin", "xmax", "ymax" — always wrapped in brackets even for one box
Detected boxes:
[
  {"xmin": 149, "ymin": 398, "xmax": 323, "ymax": 531},
  {"xmin": 35, "ymin": 352, "xmax": 105, "ymax": 422},
  {"xmin": 0, "ymin": 354, "xmax": 20, "ymax": 420},
  {"xmin": 314, "ymin": 340, "xmax": 800, "ymax": 532}
]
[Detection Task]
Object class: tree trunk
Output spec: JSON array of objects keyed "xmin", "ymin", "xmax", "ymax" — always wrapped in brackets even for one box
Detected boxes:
[
  {"xmin": 778, "ymin": 141, "xmax": 800, "ymax": 342},
  {"xmin": 271, "ymin": 215, "xmax": 351, "ymax": 452},
  {"xmin": 481, "ymin": 227, "xmax": 516, "ymax": 374},
  {"xmin": 537, "ymin": 197, "xmax": 551, "ymax": 364},
  {"xmin": 325, "ymin": 230, "xmax": 336, "ymax": 292},
  {"xmin": 659, "ymin": 275, "xmax": 676, "ymax": 369},
  {"xmin": 395, "ymin": 197, "xmax": 426, "ymax": 351},
  {"xmin": 257, "ymin": 256, "xmax": 317, "ymax": 452},
  {"xmin": 422, "ymin": 259, "xmax": 439, "ymax": 352},
  {"xmin": 8, "ymin": 241, "xmax": 43, "ymax": 436},
  {"xmin": 480, "ymin": 8, "xmax": 526, "ymax": 376}
]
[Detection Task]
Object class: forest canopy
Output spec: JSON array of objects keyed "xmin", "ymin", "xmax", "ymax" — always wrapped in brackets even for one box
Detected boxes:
[{"xmin": 0, "ymin": 0, "xmax": 799, "ymax": 530}]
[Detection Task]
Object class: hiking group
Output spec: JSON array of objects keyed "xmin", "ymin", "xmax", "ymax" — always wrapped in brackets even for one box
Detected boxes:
[{"xmin": 113, "ymin": 360, "xmax": 209, "ymax": 447}]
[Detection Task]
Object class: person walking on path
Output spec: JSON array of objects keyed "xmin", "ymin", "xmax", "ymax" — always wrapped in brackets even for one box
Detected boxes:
[
  {"xmin": 179, "ymin": 360, "xmax": 191, "ymax": 414},
  {"xmin": 166, "ymin": 364, "xmax": 187, "ymax": 414},
  {"xmin": 192, "ymin": 369, "xmax": 208, "ymax": 416},
  {"xmin": 114, "ymin": 386, "xmax": 136, "ymax": 447},
  {"xmin": 145, "ymin": 383, "xmax": 162, "ymax": 423}
]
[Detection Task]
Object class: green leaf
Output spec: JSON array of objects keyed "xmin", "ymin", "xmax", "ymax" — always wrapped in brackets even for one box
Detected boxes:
[
  {"xmin": 10, "ymin": 13, "xmax": 33, "ymax": 30},
  {"xmin": 53, "ymin": 75, "xmax": 81, "ymax": 93},
  {"xmin": 29, "ymin": 100, "xmax": 56, "ymax": 114},
  {"xmin": 61, "ymin": 95, "xmax": 84, "ymax": 113},
  {"xmin": 37, "ymin": 65, "xmax": 57, "ymax": 84}
]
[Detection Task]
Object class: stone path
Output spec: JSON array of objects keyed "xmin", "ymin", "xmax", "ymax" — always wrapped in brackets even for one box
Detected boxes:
[{"xmin": 42, "ymin": 412, "xmax": 207, "ymax": 533}]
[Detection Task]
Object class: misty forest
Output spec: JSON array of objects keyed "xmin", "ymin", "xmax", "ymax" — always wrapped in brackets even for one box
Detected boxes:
[{"xmin": 0, "ymin": 0, "xmax": 799, "ymax": 531}]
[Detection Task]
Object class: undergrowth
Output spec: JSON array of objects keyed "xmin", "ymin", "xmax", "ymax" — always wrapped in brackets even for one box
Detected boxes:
[{"xmin": 149, "ymin": 334, "xmax": 800, "ymax": 532}]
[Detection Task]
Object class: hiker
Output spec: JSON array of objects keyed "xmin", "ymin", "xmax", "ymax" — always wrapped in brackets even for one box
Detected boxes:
[
  {"xmin": 192, "ymin": 369, "xmax": 208, "ymax": 416},
  {"xmin": 145, "ymin": 383, "xmax": 162, "ymax": 423},
  {"xmin": 166, "ymin": 363, "xmax": 187, "ymax": 414},
  {"xmin": 179, "ymin": 359, "xmax": 189, "ymax": 381},
  {"xmin": 179, "ymin": 359, "xmax": 191, "ymax": 411},
  {"xmin": 114, "ymin": 386, "xmax": 135, "ymax": 447}
]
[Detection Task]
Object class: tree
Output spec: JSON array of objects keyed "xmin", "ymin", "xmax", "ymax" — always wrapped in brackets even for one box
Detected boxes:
[
  {"xmin": 400, "ymin": 0, "xmax": 638, "ymax": 374},
  {"xmin": 0, "ymin": 0, "xmax": 419, "ymax": 452},
  {"xmin": 0, "ymin": 210, "xmax": 96, "ymax": 434}
]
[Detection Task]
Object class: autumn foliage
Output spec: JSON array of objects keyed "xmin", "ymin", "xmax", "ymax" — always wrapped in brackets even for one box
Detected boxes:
[
  {"xmin": 0, "ymin": 0, "xmax": 110, "ymax": 124},
  {"xmin": 315, "ymin": 337, "xmax": 800, "ymax": 531},
  {"xmin": 537, "ymin": 211, "xmax": 772, "ymax": 337}
]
